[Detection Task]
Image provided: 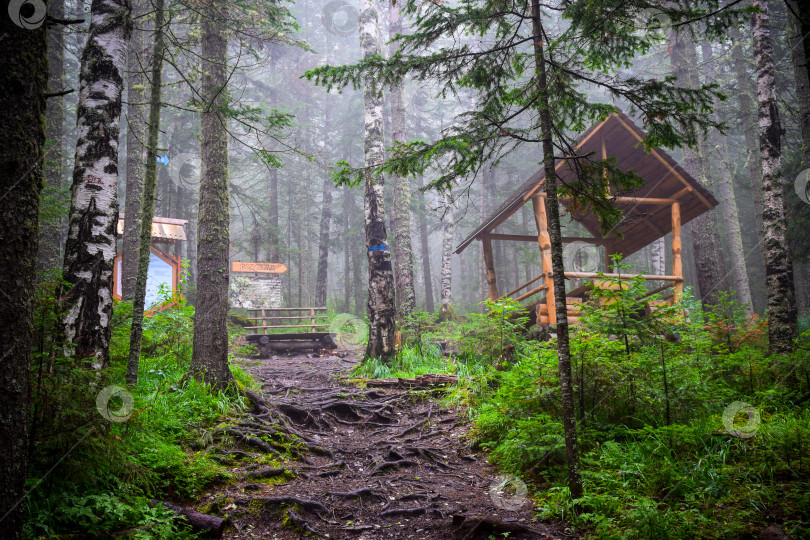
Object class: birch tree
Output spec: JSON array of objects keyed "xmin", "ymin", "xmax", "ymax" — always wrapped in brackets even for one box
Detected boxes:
[
  {"xmin": 751, "ymin": 0, "xmax": 798, "ymax": 353},
  {"xmin": 360, "ymin": 0, "xmax": 396, "ymax": 359},
  {"xmin": 0, "ymin": 9, "xmax": 47, "ymax": 537},
  {"xmin": 61, "ymin": 0, "xmax": 132, "ymax": 365},
  {"xmin": 389, "ymin": 0, "xmax": 416, "ymax": 323},
  {"xmin": 190, "ymin": 1, "xmax": 232, "ymax": 386},
  {"xmin": 439, "ymin": 189, "xmax": 455, "ymax": 319}
]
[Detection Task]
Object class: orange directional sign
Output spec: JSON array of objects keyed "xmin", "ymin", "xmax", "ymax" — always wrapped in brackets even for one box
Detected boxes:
[{"xmin": 231, "ymin": 261, "xmax": 288, "ymax": 274}]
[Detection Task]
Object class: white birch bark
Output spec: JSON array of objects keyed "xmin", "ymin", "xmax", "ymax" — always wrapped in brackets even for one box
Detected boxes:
[
  {"xmin": 751, "ymin": 0, "xmax": 798, "ymax": 352},
  {"xmin": 440, "ymin": 189, "xmax": 455, "ymax": 316},
  {"xmin": 359, "ymin": 0, "xmax": 395, "ymax": 359},
  {"xmin": 61, "ymin": 0, "xmax": 131, "ymax": 365},
  {"xmin": 651, "ymin": 237, "xmax": 665, "ymax": 276},
  {"xmin": 389, "ymin": 0, "xmax": 416, "ymax": 322}
]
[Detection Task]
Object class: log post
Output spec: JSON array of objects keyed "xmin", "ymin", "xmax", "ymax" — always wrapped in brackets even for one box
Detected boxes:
[
  {"xmin": 671, "ymin": 201, "xmax": 683, "ymax": 303},
  {"xmin": 310, "ymin": 308, "xmax": 316, "ymax": 333},
  {"xmin": 531, "ymin": 195, "xmax": 556, "ymax": 325},
  {"xmin": 261, "ymin": 308, "xmax": 267, "ymax": 334},
  {"xmin": 481, "ymin": 235, "xmax": 499, "ymax": 301}
]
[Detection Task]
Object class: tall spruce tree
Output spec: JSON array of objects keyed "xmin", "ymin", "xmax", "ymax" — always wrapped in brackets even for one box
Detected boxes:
[
  {"xmin": 0, "ymin": 8, "xmax": 47, "ymax": 537},
  {"xmin": 191, "ymin": 1, "xmax": 233, "ymax": 387},
  {"xmin": 37, "ymin": 0, "xmax": 66, "ymax": 277},
  {"xmin": 127, "ymin": 0, "xmax": 166, "ymax": 387},
  {"xmin": 308, "ymin": 0, "xmax": 740, "ymax": 499},
  {"xmin": 121, "ymin": 0, "xmax": 150, "ymax": 301}
]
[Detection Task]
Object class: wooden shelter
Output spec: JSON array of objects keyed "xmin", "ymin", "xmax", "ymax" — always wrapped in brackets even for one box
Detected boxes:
[
  {"xmin": 113, "ymin": 215, "xmax": 188, "ymax": 308},
  {"xmin": 455, "ymin": 112, "xmax": 719, "ymax": 326}
]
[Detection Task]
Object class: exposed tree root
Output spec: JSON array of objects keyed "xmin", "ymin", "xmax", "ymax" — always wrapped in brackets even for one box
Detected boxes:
[
  {"xmin": 379, "ymin": 505, "xmax": 433, "ymax": 518},
  {"xmin": 450, "ymin": 515, "xmax": 550, "ymax": 539},
  {"xmin": 202, "ymin": 355, "xmax": 568, "ymax": 538}
]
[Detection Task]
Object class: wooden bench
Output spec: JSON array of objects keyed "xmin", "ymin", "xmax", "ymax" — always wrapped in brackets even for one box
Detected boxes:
[{"xmin": 244, "ymin": 307, "xmax": 336, "ymax": 357}]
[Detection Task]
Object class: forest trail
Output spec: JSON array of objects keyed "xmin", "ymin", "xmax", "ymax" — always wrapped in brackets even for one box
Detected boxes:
[{"xmin": 206, "ymin": 352, "xmax": 570, "ymax": 539}]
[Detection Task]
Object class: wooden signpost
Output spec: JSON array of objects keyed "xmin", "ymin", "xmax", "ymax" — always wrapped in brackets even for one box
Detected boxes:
[{"xmin": 231, "ymin": 262, "xmax": 288, "ymax": 274}]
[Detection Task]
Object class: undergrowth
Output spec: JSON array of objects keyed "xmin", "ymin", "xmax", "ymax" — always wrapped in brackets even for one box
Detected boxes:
[
  {"xmin": 353, "ymin": 280, "xmax": 810, "ymax": 539},
  {"xmin": 25, "ymin": 282, "xmax": 258, "ymax": 538}
]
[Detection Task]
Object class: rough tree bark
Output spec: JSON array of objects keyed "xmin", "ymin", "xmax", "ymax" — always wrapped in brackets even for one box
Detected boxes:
[
  {"xmin": 127, "ymin": 0, "xmax": 165, "ymax": 387},
  {"xmin": 530, "ymin": 0, "xmax": 583, "ymax": 500},
  {"xmin": 478, "ymin": 165, "xmax": 490, "ymax": 309},
  {"xmin": 343, "ymin": 189, "xmax": 353, "ymax": 313},
  {"xmin": 60, "ymin": 0, "xmax": 132, "ymax": 365},
  {"xmin": 788, "ymin": 1, "xmax": 810, "ymax": 170},
  {"xmin": 651, "ymin": 237, "xmax": 665, "ymax": 276},
  {"xmin": 359, "ymin": 0, "xmax": 395, "ymax": 359},
  {"xmin": 0, "ymin": 11, "xmax": 47, "ymax": 538},
  {"xmin": 701, "ymin": 39, "xmax": 754, "ymax": 313},
  {"xmin": 122, "ymin": 0, "xmax": 149, "ymax": 300},
  {"xmin": 751, "ymin": 0, "xmax": 798, "ymax": 353},
  {"xmin": 729, "ymin": 25, "xmax": 765, "ymax": 237},
  {"xmin": 388, "ymin": 0, "xmax": 416, "ymax": 323},
  {"xmin": 315, "ymin": 171, "xmax": 333, "ymax": 307},
  {"xmin": 414, "ymin": 176, "xmax": 435, "ymax": 313},
  {"xmin": 315, "ymin": 41, "xmax": 335, "ymax": 307},
  {"xmin": 670, "ymin": 31, "xmax": 727, "ymax": 306},
  {"xmin": 37, "ymin": 0, "xmax": 66, "ymax": 276},
  {"xmin": 267, "ymin": 46, "xmax": 281, "ymax": 262},
  {"xmin": 439, "ymin": 189, "xmax": 455, "ymax": 318},
  {"xmin": 191, "ymin": 2, "xmax": 233, "ymax": 385},
  {"xmin": 788, "ymin": 0, "xmax": 810, "ymax": 315}
]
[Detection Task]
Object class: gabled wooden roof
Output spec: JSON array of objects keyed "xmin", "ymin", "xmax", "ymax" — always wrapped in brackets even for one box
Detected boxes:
[
  {"xmin": 455, "ymin": 112, "xmax": 718, "ymax": 258},
  {"xmin": 117, "ymin": 215, "xmax": 188, "ymax": 242}
]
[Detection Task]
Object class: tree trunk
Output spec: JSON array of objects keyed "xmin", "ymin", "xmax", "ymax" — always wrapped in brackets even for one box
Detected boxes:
[
  {"xmin": 788, "ymin": 1, "xmax": 810, "ymax": 315},
  {"xmin": 651, "ymin": 237, "xmax": 665, "ymax": 276},
  {"xmin": 729, "ymin": 25, "xmax": 766, "ymax": 237},
  {"xmin": 670, "ymin": 31, "xmax": 727, "ymax": 306},
  {"xmin": 343, "ymin": 189, "xmax": 353, "ymax": 313},
  {"xmin": 191, "ymin": 3, "xmax": 232, "ymax": 386},
  {"xmin": 478, "ymin": 165, "xmax": 490, "ymax": 309},
  {"xmin": 61, "ymin": 0, "xmax": 132, "ymax": 366},
  {"xmin": 530, "ymin": 0, "xmax": 583, "ymax": 500},
  {"xmin": 127, "ymin": 0, "xmax": 165, "ymax": 387},
  {"xmin": 37, "ymin": 0, "xmax": 66, "ymax": 277},
  {"xmin": 751, "ymin": 0, "xmax": 798, "ymax": 353},
  {"xmin": 267, "ymin": 47, "xmax": 281, "ymax": 262},
  {"xmin": 359, "ymin": 0, "xmax": 395, "ymax": 359},
  {"xmin": 315, "ymin": 174, "xmax": 333, "ymax": 306},
  {"xmin": 793, "ymin": 0, "xmax": 810, "ymax": 107},
  {"xmin": 388, "ymin": 0, "xmax": 417, "ymax": 323},
  {"xmin": 0, "ymin": 12, "xmax": 47, "ymax": 538},
  {"xmin": 122, "ymin": 0, "xmax": 149, "ymax": 301},
  {"xmin": 315, "ymin": 60, "xmax": 334, "ymax": 307},
  {"xmin": 788, "ymin": 1, "xmax": 810, "ymax": 170},
  {"xmin": 701, "ymin": 39, "xmax": 754, "ymax": 314},
  {"xmin": 439, "ymin": 189, "xmax": 455, "ymax": 316},
  {"xmin": 414, "ymin": 176, "xmax": 435, "ymax": 313}
]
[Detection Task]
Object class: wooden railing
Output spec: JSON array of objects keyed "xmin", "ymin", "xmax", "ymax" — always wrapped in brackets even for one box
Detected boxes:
[{"xmin": 245, "ymin": 307, "xmax": 329, "ymax": 334}]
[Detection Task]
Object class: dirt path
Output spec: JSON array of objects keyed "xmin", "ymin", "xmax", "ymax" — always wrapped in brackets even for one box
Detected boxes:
[{"xmin": 205, "ymin": 352, "xmax": 569, "ymax": 539}]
